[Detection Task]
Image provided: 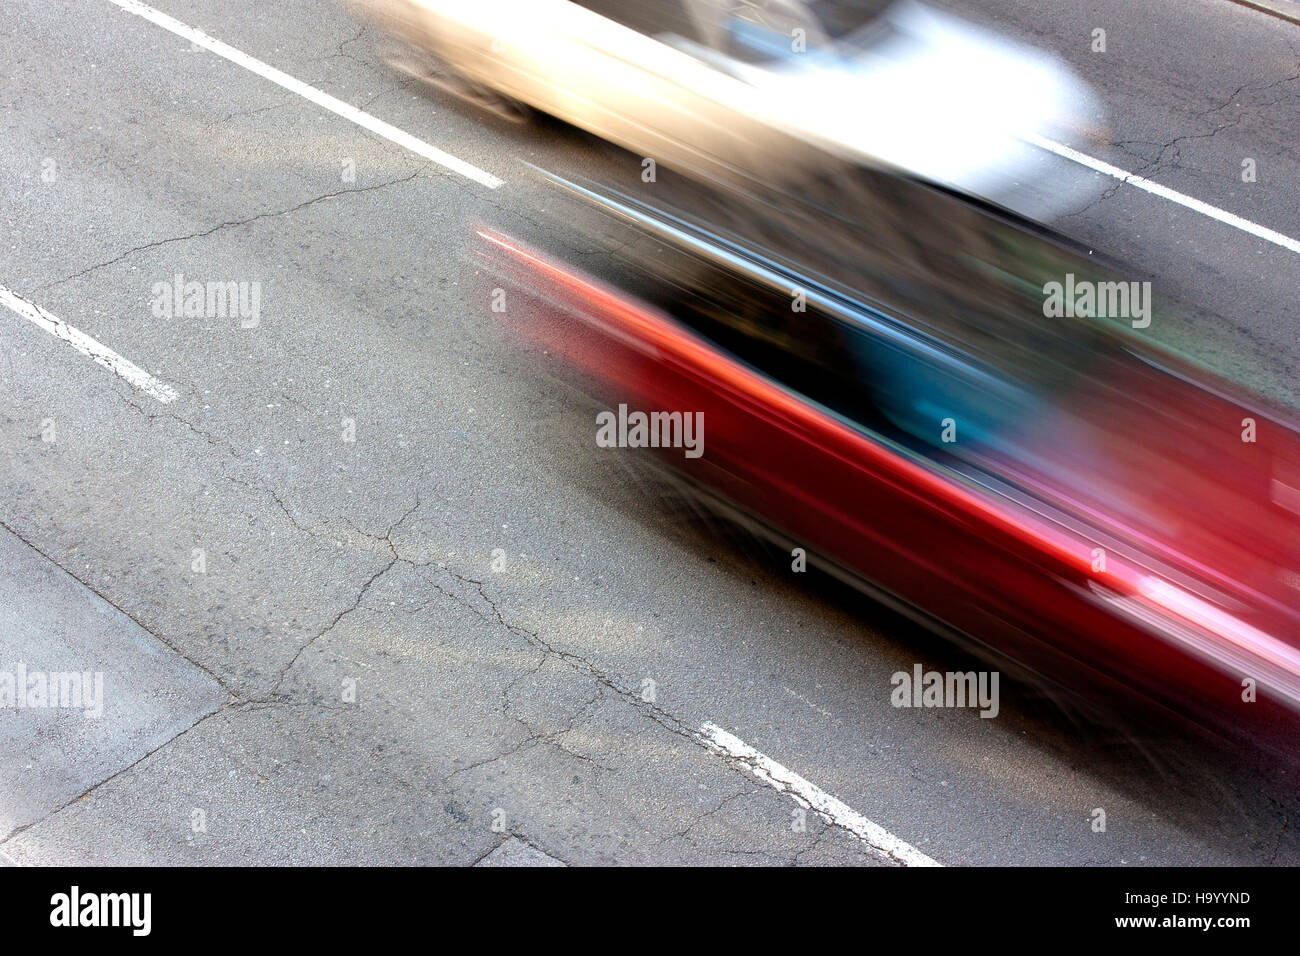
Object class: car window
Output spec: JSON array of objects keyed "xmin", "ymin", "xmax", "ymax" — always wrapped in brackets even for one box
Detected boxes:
[
  {"xmin": 700, "ymin": 0, "xmax": 825, "ymax": 62},
  {"xmin": 806, "ymin": 0, "xmax": 894, "ymax": 38},
  {"xmin": 692, "ymin": 0, "xmax": 895, "ymax": 63},
  {"xmin": 569, "ymin": 0, "xmax": 706, "ymax": 44}
]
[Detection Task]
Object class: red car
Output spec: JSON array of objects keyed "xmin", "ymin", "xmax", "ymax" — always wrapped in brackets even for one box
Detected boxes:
[{"xmin": 475, "ymin": 182, "xmax": 1300, "ymax": 751}]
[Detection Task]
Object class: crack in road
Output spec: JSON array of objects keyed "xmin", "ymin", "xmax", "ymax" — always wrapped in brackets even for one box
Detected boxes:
[
  {"xmin": 1065, "ymin": 61, "xmax": 1300, "ymax": 220},
  {"xmin": 33, "ymin": 166, "xmax": 430, "ymax": 296}
]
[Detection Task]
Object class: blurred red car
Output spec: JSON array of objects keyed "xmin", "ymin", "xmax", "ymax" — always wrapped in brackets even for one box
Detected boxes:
[{"xmin": 475, "ymin": 193, "xmax": 1300, "ymax": 750}]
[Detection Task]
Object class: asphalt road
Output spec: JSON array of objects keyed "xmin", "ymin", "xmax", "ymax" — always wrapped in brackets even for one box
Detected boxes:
[{"xmin": 2, "ymin": 0, "xmax": 1298, "ymax": 865}]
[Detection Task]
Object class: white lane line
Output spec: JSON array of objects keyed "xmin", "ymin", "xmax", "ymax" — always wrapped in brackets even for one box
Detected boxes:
[
  {"xmin": 698, "ymin": 722, "xmax": 942, "ymax": 866},
  {"xmin": 1030, "ymin": 132, "xmax": 1300, "ymax": 256},
  {"xmin": 0, "ymin": 285, "xmax": 178, "ymax": 404},
  {"xmin": 104, "ymin": 0, "xmax": 504, "ymax": 189}
]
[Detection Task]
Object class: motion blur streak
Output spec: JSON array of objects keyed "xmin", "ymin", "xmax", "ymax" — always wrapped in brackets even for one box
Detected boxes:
[
  {"xmin": 478, "ymin": 217, "xmax": 1300, "ymax": 748},
  {"xmin": 478, "ymin": 228, "xmax": 1099, "ymax": 581},
  {"xmin": 1137, "ymin": 577, "xmax": 1300, "ymax": 680}
]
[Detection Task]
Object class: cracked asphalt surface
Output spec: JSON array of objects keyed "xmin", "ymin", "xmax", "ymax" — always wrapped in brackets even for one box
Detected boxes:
[{"xmin": 2, "ymin": 0, "xmax": 1300, "ymax": 865}]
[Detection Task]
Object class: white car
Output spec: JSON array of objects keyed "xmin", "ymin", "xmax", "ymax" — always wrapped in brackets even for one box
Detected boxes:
[{"xmin": 351, "ymin": 0, "xmax": 1100, "ymax": 219}]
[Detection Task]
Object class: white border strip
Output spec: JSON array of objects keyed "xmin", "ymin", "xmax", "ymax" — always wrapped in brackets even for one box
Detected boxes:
[
  {"xmin": 104, "ymin": 0, "xmax": 504, "ymax": 189},
  {"xmin": 0, "ymin": 285, "xmax": 178, "ymax": 404},
  {"xmin": 699, "ymin": 722, "xmax": 942, "ymax": 866},
  {"xmin": 1030, "ymin": 133, "xmax": 1300, "ymax": 256}
]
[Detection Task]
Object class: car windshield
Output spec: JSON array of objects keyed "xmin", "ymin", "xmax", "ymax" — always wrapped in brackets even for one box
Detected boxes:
[
  {"xmin": 711, "ymin": 0, "xmax": 895, "ymax": 62},
  {"xmin": 806, "ymin": 0, "xmax": 894, "ymax": 38}
]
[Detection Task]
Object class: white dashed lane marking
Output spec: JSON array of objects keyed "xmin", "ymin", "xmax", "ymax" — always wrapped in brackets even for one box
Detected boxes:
[
  {"xmin": 699, "ymin": 723, "xmax": 942, "ymax": 866},
  {"xmin": 104, "ymin": 0, "xmax": 505, "ymax": 189},
  {"xmin": 0, "ymin": 285, "xmax": 178, "ymax": 404},
  {"xmin": 1031, "ymin": 132, "xmax": 1300, "ymax": 257}
]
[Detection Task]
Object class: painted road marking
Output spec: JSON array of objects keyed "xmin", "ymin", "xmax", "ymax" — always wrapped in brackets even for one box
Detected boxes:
[
  {"xmin": 1031, "ymin": 132, "xmax": 1300, "ymax": 257},
  {"xmin": 104, "ymin": 0, "xmax": 505, "ymax": 189},
  {"xmin": 0, "ymin": 285, "xmax": 178, "ymax": 404},
  {"xmin": 699, "ymin": 722, "xmax": 942, "ymax": 866}
]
